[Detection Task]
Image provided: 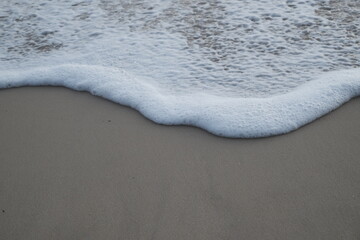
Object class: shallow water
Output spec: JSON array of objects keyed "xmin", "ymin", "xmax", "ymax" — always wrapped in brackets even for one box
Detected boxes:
[{"xmin": 0, "ymin": 0, "xmax": 359, "ymax": 137}]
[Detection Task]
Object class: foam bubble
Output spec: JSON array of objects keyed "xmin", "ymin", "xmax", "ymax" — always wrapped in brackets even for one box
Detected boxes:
[
  {"xmin": 0, "ymin": 0, "xmax": 359, "ymax": 137},
  {"xmin": 1, "ymin": 64, "xmax": 359, "ymax": 137}
]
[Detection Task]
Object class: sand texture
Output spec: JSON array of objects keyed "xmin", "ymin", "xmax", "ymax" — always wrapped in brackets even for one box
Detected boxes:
[{"xmin": 0, "ymin": 87, "xmax": 360, "ymax": 240}]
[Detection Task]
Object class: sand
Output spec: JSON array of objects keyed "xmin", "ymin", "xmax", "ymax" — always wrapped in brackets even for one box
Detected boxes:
[{"xmin": 0, "ymin": 87, "xmax": 359, "ymax": 240}]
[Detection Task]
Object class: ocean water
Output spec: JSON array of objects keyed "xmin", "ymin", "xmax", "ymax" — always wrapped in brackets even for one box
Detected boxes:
[{"xmin": 0, "ymin": 0, "xmax": 359, "ymax": 137}]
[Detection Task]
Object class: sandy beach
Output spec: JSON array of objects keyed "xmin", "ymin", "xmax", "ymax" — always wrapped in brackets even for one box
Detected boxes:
[{"xmin": 0, "ymin": 86, "xmax": 359, "ymax": 240}]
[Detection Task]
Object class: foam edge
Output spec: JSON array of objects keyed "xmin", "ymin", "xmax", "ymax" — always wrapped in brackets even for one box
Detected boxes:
[{"xmin": 0, "ymin": 64, "xmax": 359, "ymax": 138}]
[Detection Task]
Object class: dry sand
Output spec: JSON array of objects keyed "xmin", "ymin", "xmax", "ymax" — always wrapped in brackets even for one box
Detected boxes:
[{"xmin": 0, "ymin": 87, "xmax": 359, "ymax": 240}]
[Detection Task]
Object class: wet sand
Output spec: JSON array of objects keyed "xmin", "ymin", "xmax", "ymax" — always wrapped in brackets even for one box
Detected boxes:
[{"xmin": 0, "ymin": 87, "xmax": 359, "ymax": 240}]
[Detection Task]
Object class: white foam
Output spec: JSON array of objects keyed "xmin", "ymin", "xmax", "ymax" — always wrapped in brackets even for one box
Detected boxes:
[
  {"xmin": 1, "ymin": 64, "xmax": 359, "ymax": 137},
  {"xmin": 1, "ymin": 0, "xmax": 360, "ymax": 97},
  {"xmin": 1, "ymin": 0, "xmax": 360, "ymax": 137}
]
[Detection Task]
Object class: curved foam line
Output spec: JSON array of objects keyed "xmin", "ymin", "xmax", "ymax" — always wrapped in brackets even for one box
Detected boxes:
[{"xmin": 0, "ymin": 64, "xmax": 359, "ymax": 138}]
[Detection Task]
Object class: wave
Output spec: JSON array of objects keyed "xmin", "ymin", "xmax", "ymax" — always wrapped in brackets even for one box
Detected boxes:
[{"xmin": 0, "ymin": 64, "xmax": 359, "ymax": 138}]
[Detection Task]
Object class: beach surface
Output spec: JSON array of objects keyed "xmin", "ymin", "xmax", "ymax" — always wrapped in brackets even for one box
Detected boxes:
[{"xmin": 0, "ymin": 87, "xmax": 359, "ymax": 240}]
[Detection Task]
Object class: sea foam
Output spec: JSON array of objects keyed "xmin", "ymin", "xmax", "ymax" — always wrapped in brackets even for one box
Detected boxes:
[
  {"xmin": 1, "ymin": 64, "xmax": 359, "ymax": 138},
  {"xmin": 0, "ymin": 0, "xmax": 359, "ymax": 137}
]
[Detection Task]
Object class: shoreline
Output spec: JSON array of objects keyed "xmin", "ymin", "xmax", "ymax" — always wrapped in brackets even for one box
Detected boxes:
[
  {"xmin": 0, "ymin": 87, "xmax": 359, "ymax": 239},
  {"xmin": 1, "ymin": 65, "xmax": 359, "ymax": 138}
]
